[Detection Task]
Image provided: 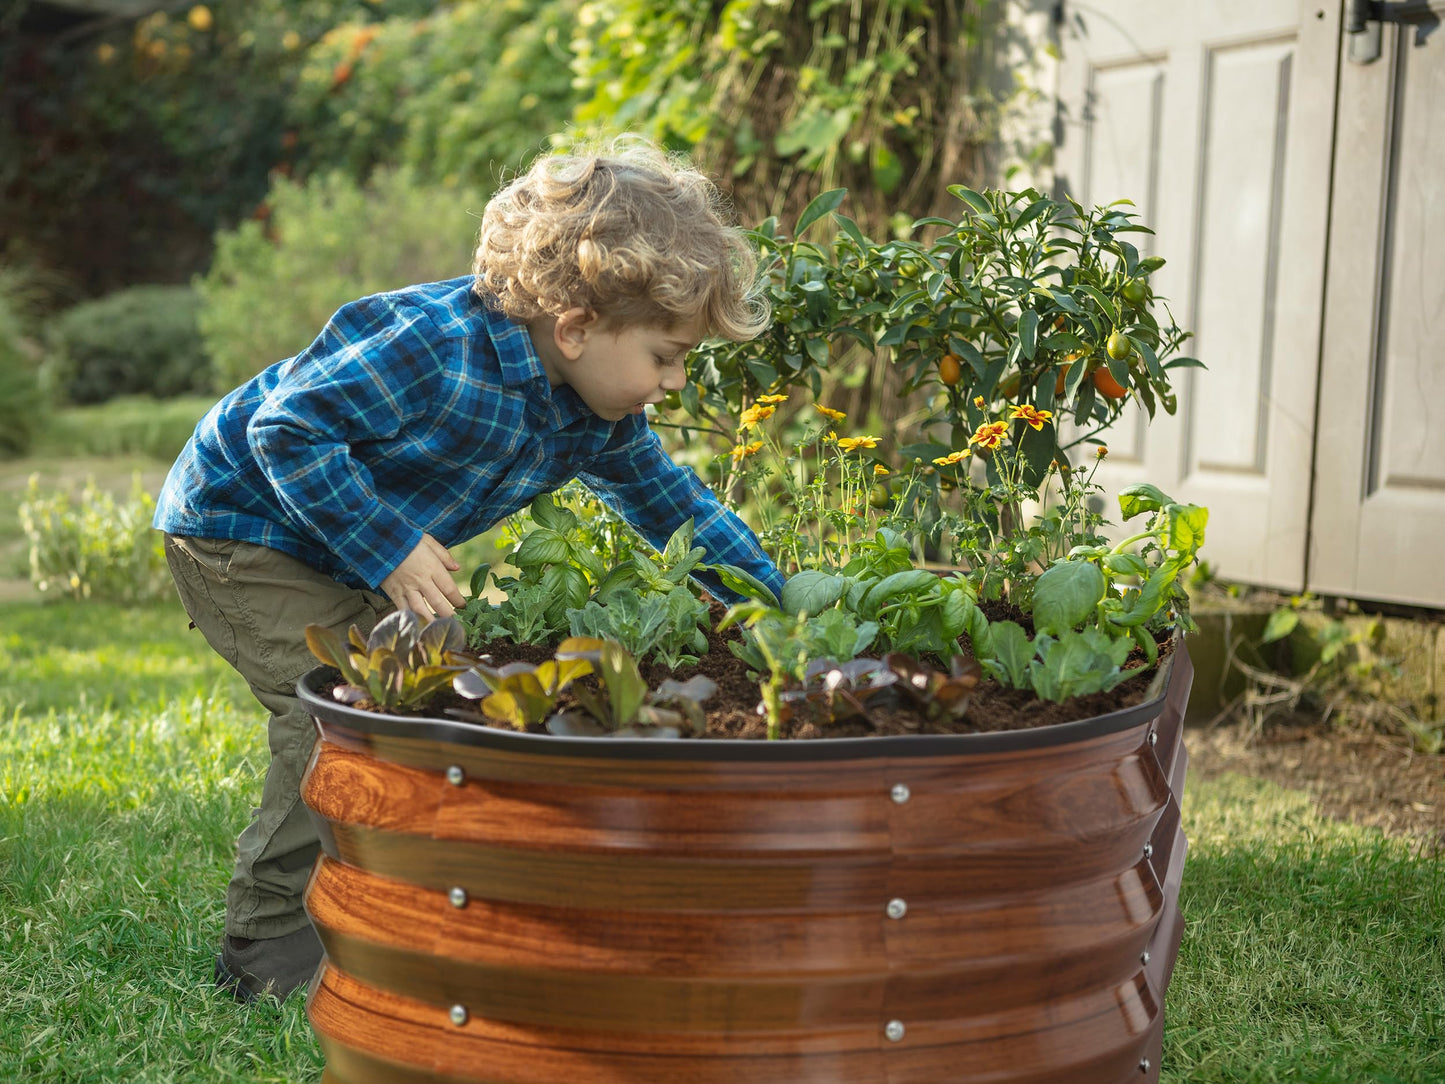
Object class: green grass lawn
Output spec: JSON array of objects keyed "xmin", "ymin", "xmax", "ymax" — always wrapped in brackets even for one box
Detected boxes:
[{"xmin": 1, "ymin": 596, "xmax": 1441, "ymax": 1082}]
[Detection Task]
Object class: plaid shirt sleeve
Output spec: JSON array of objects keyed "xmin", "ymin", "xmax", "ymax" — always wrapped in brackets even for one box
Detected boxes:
[
  {"xmin": 577, "ymin": 420, "xmax": 785, "ymax": 604},
  {"xmin": 245, "ymin": 295, "xmax": 442, "ymax": 589}
]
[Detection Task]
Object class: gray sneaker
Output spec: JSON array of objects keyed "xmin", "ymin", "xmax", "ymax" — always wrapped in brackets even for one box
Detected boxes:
[{"xmin": 213, "ymin": 925, "xmax": 324, "ymax": 1002}]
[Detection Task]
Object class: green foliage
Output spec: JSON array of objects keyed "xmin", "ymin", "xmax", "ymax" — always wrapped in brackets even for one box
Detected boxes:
[
  {"xmin": 568, "ymin": 0, "xmax": 1006, "ymax": 233},
  {"xmin": 48, "ymin": 286, "xmax": 210, "ymax": 404},
  {"xmin": 287, "ymin": 0, "xmax": 577, "ymax": 190},
  {"xmin": 0, "ymin": 268, "xmax": 51, "ymax": 459},
  {"xmin": 550, "ymin": 637, "xmax": 716, "ymax": 735},
  {"xmin": 304, "ymin": 609, "xmax": 469, "ymax": 712},
  {"xmin": 458, "ymin": 494, "xmax": 602, "ymax": 648},
  {"xmin": 0, "ymin": 1, "xmax": 432, "ymax": 292},
  {"xmin": 36, "ymin": 395, "xmax": 217, "ymax": 463},
  {"xmin": 198, "ymin": 168, "xmax": 485, "ymax": 389},
  {"xmin": 568, "ymin": 587, "xmax": 709, "ymax": 670},
  {"xmin": 17, "ymin": 474, "xmax": 169, "ymax": 603},
  {"xmin": 452, "ymin": 652, "xmax": 594, "ymax": 730}
]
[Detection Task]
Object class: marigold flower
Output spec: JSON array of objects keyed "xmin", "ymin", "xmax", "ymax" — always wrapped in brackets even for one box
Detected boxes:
[
  {"xmin": 968, "ymin": 421, "xmax": 1009, "ymax": 451},
  {"xmin": 973, "ymin": 395, "xmax": 986, "ymax": 408},
  {"xmin": 1095, "ymin": 445, "xmax": 1109, "ymax": 460},
  {"xmin": 757, "ymin": 394, "xmax": 789, "ymax": 405},
  {"xmin": 730, "ymin": 440, "xmax": 764, "ymax": 462},
  {"xmin": 836, "ymin": 435, "xmax": 880, "ymax": 453},
  {"xmin": 1009, "ymin": 404, "xmax": 1054, "ymax": 431},
  {"xmin": 814, "ymin": 404, "xmax": 846, "ymax": 422},
  {"xmin": 932, "ymin": 450, "xmax": 971, "ymax": 466},
  {"xmin": 738, "ymin": 404, "xmax": 776, "ymax": 430},
  {"xmin": 873, "ymin": 464, "xmax": 891, "ymax": 476}
]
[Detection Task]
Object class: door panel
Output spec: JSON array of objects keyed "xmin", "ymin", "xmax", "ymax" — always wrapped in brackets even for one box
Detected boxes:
[
  {"xmin": 1310, "ymin": 13, "xmax": 1445, "ymax": 606},
  {"xmin": 1056, "ymin": 2, "xmax": 1339, "ymax": 589}
]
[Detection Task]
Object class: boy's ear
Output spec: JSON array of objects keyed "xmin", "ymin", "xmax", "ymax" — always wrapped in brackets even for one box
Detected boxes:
[{"xmin": 554, "ymin": 306, "xmax": 600, "ymax": 360}]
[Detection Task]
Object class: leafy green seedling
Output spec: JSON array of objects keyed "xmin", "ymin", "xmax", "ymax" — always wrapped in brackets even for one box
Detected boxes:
[
  {"xmin": 451, "ymin": 654, "xmax": 593, "ymax": 730},
  {"xmin": 305, "ymin": 609, "xmax": 470, "ymax": 712}
]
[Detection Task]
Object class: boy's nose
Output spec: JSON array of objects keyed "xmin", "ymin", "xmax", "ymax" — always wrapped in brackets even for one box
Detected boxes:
[{"xmin": 660, "ymin": 368, "xmax": 687, "ymax": 392}]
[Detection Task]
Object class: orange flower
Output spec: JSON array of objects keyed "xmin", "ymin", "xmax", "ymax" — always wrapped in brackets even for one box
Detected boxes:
[
  {"xmin": 836, "ymin": 435, "xmax": 880, "ymax": 453},
  {"xmin": 968, "ymin": 421, "xmax": 1008, "ymax": 451},
  {"xmin": 973, "ymin": 395, "xmax": 986, "ymax": 408},
  {"xmin": 814, "ymin": 404, "xmax": 846, "ymax": 422},
  {"xmin": 932, "ymin": 450, "xmax": 971, "ymax": 466},
  {"xmin": 756, "ymin": 393, "xmax": 789, "ymax": 405},
  {"xmin": 1095, "ymin": 445, "xmax": 1109, "ymax": 460},
  {"xmin": 1009, "ymin": 404, "xmax": 1054, "ymax": 431},
  {"xmin": 738, "ymin": 404, "xmax": 776, "ymax": 430},
  {"xmin": 730, "ymin": 440, "xmax": 764, "ymax": 462},
  {"xmin": 873, "ymin": 464, "xmax": 891, "ymax": 476}
]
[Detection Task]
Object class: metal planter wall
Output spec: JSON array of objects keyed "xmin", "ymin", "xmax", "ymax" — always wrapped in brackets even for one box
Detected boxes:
[{"xmin": 297, "ymin": 643, "xmax": 1193, "ymax": 1084}]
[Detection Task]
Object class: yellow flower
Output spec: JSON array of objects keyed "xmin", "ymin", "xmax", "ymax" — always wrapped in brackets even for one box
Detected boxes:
[
  {"xmin": 96, "ymin": 42, "xmax": 116, "ymax": 63},
  {"xmin": 757, "ymin": 393, "xmax": 789, "ymax": 405},
  {"xmin": 738, "ymin": 404, "xmax": 776, "ymax": 430},
  {"xmin": 932, "ymin": 450, "xmax": 971, "ymax": 466},
  {"xmin": 1009, "ymin": 404, "xmax": 1054, "ymax": 431},
  {"xmin": 187, "ymin": 5, "xmax": 213, "ymax": 32},
  {"xmin": 1095, "ymin": 445, "xmax": 1109, "ymax": 460},
  {"xmin": 281, "ymin": 29, "xmax": 302, "ymax": 50},
  {"xmin": 836, "ymin": 435, "xmax": 880, "ymax": 453},
  {"xmin": 730, "ymin": 440, "xmax": 764, "ymax": 462},
  {"xmin": 814, "ymin": 404, "xmax": 846, "ymax": 422},
  {"xmin": 973, "ymin": 395, "xmax": 986, "ymax": 408},
  {"xmin": 873, "ymin": 464, "xmax": 891, "ymax": 476},
  {"xmin": 826, "ymin": 430, "xmax": 838, "ymax": 442},
  {"xmin": 968, "ymin": 421, "xmax": 1009, "ymax": 451}
]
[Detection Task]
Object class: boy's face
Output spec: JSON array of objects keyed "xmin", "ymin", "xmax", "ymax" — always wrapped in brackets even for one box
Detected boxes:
[{"xmin": 552, "ymin": 313, "xmax": 703, "ymax": 422}]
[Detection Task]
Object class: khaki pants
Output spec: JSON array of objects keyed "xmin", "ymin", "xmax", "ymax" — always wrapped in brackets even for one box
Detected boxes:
[{"xmin": 164, "ymin": 534, "xmax": 393, "ymax": 940}]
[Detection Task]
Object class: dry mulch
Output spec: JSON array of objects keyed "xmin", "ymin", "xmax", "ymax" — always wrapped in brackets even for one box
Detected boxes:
[{"xmin": 1186, "ymin": 713, "xmax": 1445, "ymax": 847}]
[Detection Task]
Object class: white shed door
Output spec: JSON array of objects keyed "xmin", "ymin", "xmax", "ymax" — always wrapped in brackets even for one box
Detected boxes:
[
  {"xmin": 1309, "ymin": 9, "xmax": 1445, "ymax": 607},
  {"xmin": 1055, "ymin": 2, "xmax": 1340, "ymax": 592}
]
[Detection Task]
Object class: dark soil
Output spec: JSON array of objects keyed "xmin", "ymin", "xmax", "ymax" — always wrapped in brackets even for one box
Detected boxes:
[{"xmin": 427, "ymin": 600, "xmax": 1173, "ymax": 741}]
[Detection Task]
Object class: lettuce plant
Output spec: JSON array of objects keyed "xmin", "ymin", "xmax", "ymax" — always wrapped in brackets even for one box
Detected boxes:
[{"xmin": 304, "ymin": 610, "xmax": 469, "ymax": 712}]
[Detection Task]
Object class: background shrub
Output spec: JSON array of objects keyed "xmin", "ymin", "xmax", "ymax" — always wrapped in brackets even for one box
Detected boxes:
[
  {"xmin": 18, "ymin": 474, "xmax": 171, "ymax": 603},
  {"xmin": 0, "ymin": 266, "xmax": 54, "ymax": 459},
  {"xmin": 199, "ymin": 168, "xmax": 486, "ymax": 389},
  {"xmin": 36, "ymin": 395, "xmax": 217, "ymax": 464},
  {"xmin": 49, "ymin": 285, "xmax": 210, "ymax": 404}
]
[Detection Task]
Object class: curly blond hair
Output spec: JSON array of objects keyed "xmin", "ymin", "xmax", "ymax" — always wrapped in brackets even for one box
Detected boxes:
[{"xmin": 473, "ymin": 137, "xmax": 769, "ymax": 341}]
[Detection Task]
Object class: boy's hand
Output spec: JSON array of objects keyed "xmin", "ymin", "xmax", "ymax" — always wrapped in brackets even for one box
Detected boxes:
[{"xmin": 380, "ymin": 533, "xmax": 466, "ymax": 618}]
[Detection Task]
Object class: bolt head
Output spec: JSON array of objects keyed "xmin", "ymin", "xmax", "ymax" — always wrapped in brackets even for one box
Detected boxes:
[
  {"xmin": 449, "ymin": 1004, "xmax": 468, "ymax": 1026},
  {"xmin": 445, "ymin": 765, "xmax": 464, "ymax": 786},
  {"xmin": 886, "ymin": 897, "xmax": 908, "ymax": 920},
  {"xmin": 1143, "ymin": 842, "xmax": 1154, "ymax": 858},
  {"xmin": 890, "ymin": 783, "xmax": 911, "ymax": 804},
  {"xmin": 449, "ymin": 886, "xmax": 468, "ymax": 908},
  {"xmin": 1139, "ymin": 1057, "xmax": 1151, "ymax": 1072},
  {"xmin": 884, "ymin": 1019, "xmax": 906, "ymax": 1042},
  {"xmin": 1147, "ymin": 729, "xmax": 1158, "ymax": 746},
  {"xmin": 1141, "ymin": 950, "xmax": 1151, "ymax": 965}
]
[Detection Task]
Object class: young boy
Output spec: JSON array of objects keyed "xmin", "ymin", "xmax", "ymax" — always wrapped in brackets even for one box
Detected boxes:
[{"xmin": 155, "ymin": 139, "xmax": 784, "ymax": 1001}]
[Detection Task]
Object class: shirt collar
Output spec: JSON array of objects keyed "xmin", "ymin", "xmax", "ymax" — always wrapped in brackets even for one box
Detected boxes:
[{"xmin": 486, "ymin": 308, "xmax": 604, "ymax": 433}]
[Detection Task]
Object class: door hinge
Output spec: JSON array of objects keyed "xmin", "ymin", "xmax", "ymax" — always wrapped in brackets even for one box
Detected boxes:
[{"xmin": 1347, "ymin": 0, "xmax": 1442, "ymax": 64}]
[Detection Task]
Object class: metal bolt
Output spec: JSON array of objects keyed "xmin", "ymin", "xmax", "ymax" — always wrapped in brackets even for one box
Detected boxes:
[
  {"xmin": 1143, "ymin": 842, "xmax": 1154, "ymax": 858},
  {"xmin": 1147, "ymin": 729, "xmax": 1158, "ymax": 746},
  {"xmin": 1141, "ymin": 950, "xmax": 1151, "ymax": 965},
  {"xmin": 886, "ymin": 898, "xmax": 908, "ymax": 920},
  {"xmin": 1139, "ymin": 1057, "xmax": 1151, "ymax": 1073},
  {"xmin": 449, "ymin": 886, "xmax": 468, "ymax": 908},
  {"xmin": 445, "ymin": 765, "xmax": 464, "ymax": 786},
  {"xmin": 884, "ymin": 1020, "xmax": 906, "ymax": 1042},
  {"xmin": 449, "ymin": 1004, "xmax": 469, "ymax": 1026},
  {"xmin": 890, "ymin": 783, "xmax": 911, "ymax": 804}
]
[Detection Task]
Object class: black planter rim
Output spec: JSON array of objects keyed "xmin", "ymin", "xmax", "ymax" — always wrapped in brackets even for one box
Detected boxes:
[{"xmin": 295, "ymin": 638, "xmax": 1182, "ymax": 762}]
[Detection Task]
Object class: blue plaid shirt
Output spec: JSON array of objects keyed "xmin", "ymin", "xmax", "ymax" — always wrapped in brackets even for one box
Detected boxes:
[{"xmin": 154, "ymin": 277, "xmax": 782, "ymax": 601}]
